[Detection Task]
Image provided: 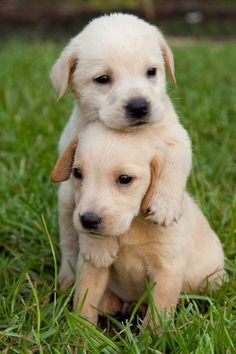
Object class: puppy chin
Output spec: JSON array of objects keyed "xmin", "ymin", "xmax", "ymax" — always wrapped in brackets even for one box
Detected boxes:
[
  {"xmin": 73, "ymin": 222, "xmax": 107, "ymax": 238},
  {"xmin": 99, "ymin": 112, "xmax": 129, "ymax": 130},
  {"xmin": 99, "ymin": 107, "xmax": 164, "ymax": 130}
]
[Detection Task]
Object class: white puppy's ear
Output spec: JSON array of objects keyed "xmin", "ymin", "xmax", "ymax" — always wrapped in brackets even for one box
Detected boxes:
[
  {"xmin": 50, "ymin": 42, "xmax": 78, "ymax": 98},
  {"xmin": 141, "ymin": 159, "xmax": 159, "ymax": 213},
  {"xmin": 158, "ymin": 33, "xmax": 176, "ymax": 86},
  {"xmin": 51, "ymin": 138, "xmax": 78, "ymax": 183}
]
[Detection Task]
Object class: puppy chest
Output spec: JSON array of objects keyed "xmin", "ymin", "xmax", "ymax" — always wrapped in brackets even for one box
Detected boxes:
[{"xmin": 109, "ymin": 246, "xmax": 147, "ymax": 302}]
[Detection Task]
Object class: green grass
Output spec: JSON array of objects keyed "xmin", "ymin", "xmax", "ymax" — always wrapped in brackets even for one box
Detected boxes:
[{"xmin": 0, "ymin": 38, "xmax": 236, "ymax": 353}]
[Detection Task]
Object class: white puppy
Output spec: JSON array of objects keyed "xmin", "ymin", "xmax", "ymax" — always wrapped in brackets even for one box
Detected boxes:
[
  {"xmin": 51, "ymin": 121, "xmax": 225, "ymax": 326},
  {"xmin": 50, "ymin": 14, "xmax": 192, "ymax": 290}
]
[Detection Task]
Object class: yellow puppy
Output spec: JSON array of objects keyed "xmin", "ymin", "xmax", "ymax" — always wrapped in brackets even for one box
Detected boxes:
[
  {"xmin": 51, "ymin": 121, "xmax": 225, "ymax": 326},
  {"xmin": 50, "ymin": 14, "xmax": 192, "ymax": 290}
]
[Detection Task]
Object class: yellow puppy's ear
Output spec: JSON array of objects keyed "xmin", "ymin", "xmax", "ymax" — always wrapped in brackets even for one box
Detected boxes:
[
  {"xmin": 50, "ymin": 42, "xmax": 78, "ymax": 99},
  {"xmin": 159, "ymin": 33, "xmax": 176, "ymax": 87},
  {"xmin": 51, "ymin": 138, "xmax": 78, "ymax": 183},
  {"xmin": 141, "ymin": 159, "xmax": 159, "ymax": 213}
]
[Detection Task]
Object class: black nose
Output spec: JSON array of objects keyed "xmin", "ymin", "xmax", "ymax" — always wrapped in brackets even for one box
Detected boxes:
[
  {"xmin": 126, "ymin": 98, "xmax": 149, "ymax": 120},
  {"xmin": 80, "ymin": 212, "xmax": 102, "ymax": 230}
]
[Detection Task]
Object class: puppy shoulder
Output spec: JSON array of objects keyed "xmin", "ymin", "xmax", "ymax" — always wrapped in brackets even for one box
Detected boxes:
[{"xmin": 154, "ymin": 97, "xmax": 191, "ymax": 147}]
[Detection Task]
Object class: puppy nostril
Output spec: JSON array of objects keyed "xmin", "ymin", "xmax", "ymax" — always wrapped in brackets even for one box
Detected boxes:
[
  {"xmin": 126, "ymin": 98, "xmax": 149, "ymax": 119},
  {"xmin": 79, "ymin": 212, "xmax": 102, "ymax": 230}
]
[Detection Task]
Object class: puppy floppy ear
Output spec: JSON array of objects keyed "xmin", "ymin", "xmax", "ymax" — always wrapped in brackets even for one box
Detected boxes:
[
  {"xmin": 141, "ymin": 159, "xmax": 159, "ymax": 213},
  {"xmin": 51, "ymin": 138, "xmax": 78, "ymax": 183},
  {"xmin": 50, "ymin": 40, "xmax": 78, "ymax": 98},
  {"xmin": 158, "ymin": 33, "xmax": 176, "ymax": 86}
]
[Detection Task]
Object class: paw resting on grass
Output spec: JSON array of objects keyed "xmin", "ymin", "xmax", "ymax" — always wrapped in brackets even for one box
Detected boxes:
[{"xmin": 58, "ymin": 260, "xmax": 76, "ymax": 291}]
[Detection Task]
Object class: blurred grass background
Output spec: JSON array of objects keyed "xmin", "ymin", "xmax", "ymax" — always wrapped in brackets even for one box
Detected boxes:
[{"xmin": 1, "ymin": 0, "xmax": 236, "ymax": 39}]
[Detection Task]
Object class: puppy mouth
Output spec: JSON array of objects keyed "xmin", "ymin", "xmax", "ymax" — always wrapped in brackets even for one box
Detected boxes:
[
  {"xmin": 130, "ymin": 120, "xmax": 148, "ymax": 127},
  {"xmin": 89, "ymin": 231, "xmax": 105, "ymax": 238},
  {"xmin": 82, "ymin": 229, "xmax": 107, "ymax": 238},
  {"xmin": 83, "ymin": 229, "xmax": 122, "ymax": 239}
]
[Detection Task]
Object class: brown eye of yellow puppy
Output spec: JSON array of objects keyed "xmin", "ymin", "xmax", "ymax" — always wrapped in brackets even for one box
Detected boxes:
[
  {"xmin": 147, "ymin": 67, "xmax": 157, "ymax": 77},
  {"xmin": 117, "ymin": 175, "xmax": 133, "ymax": 185},
  {"xmin": 72, "ymin": 167, "xmax": 83, "ymax": 179},
  {"xmin": 94, "ymin": 75, "xmax": 111, "ymax": 84}
]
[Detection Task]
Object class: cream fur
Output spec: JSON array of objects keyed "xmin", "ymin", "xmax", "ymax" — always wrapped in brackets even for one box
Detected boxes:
[
  {"xmin": 50, "ymin": 14, "xmax": 192, "ymax": 288},
  {"xmin": 52, "ymin": 121, "xmax": 225, "ymax": 326}
]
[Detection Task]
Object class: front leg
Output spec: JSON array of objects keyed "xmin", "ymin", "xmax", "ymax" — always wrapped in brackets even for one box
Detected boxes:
[
  {"xmin": 73, "ymin": 255, "xmax": 109, "ymax": 324},
  {"xmin": 143, "ymin": 259, "xmax": 184, "ymax": 328},
  {"xmin": 148, "ymin": 121, "xmax": 192, "ymax": 227},
  {"xmin": 58, "ymin": 181, "xmax": 78, "ymax": 290}
]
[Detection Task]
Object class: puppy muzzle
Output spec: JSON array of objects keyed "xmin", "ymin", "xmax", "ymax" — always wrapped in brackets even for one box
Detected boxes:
[
  {"xmin": 125, "ymin": 97, "xmax": 150, "ymax": 125},
  {"xmin": 80, "ymin": 212, "xmax": 102, "ymax": 230}
]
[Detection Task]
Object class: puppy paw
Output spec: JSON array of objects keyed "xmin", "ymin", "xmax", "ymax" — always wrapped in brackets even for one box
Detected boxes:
[
  {"xmin": 142, "ymin": 312, "xmax": 151, "ymax": 328},
  {"xmin": 99, "ymin": 291, "xmax": 123, "ymax": 316},
  {"xmin": 58, "ymin": 262, "xmax": 75, "ymax": 291},
  {"xmin": 73, "ymin": 299, "xmax": 98, "ymax": 325},
  {"xmin": 147, "ymin": 191, "xmax": 183, "ymax": 227},
  {"xmin": 142, "ymin": 313, "xmax": 162, "ymax": 335}
]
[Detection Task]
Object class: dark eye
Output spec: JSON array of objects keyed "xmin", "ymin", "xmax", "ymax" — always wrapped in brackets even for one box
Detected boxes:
[
  {"xmin": 94, "ymin": 75, "xmax": 111, "ymax": 84},
  {"xmin": 72, "ymin": 167, "xmax": 82, "ymax": 179},
  {"xmin": 117, "ymin": 175, "xmax": 133, "ymax": 185},
  {"xmin": 147, "ymin": 67, "xmax": 157, "ymax": 78}
]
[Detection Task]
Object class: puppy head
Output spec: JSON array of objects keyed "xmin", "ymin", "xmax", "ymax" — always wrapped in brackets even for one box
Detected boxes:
[
  {"xmin": 50, "ymin": 14, "xmax": 176, "ymax": 129},
  {"xmin": 51, "ymin": 122, "xmax": 159, "ymax": 237}
]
